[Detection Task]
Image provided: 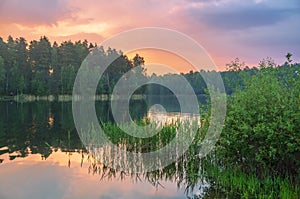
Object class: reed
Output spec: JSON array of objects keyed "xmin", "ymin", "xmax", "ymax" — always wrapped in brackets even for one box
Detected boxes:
[
  {"xmin": 202, "ymin": 158, "xmax": 300, "ymax": 199},
  {"xmin": 82, "ymin": 120, "xmax": 299, "ymax": 198}
]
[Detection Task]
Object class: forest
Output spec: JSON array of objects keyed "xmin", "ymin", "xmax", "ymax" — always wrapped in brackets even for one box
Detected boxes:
[{"xmin": 1, "ymin": 36, "xmax": 298, "ymax": 97}]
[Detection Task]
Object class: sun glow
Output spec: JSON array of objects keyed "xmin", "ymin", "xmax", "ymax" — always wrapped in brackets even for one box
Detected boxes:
[{"xmin": 126, "ymin": 49, "xmax": 197, "ymax": 75}]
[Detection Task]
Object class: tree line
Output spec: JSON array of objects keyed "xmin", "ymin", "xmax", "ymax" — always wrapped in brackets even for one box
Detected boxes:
[
  {"xmin": 0, "ymin": 36, "xmax": 145, "ymax": 96},
  {"xmin": 0, "ymin": 36, "xmax": 298, "ymax": 97}
]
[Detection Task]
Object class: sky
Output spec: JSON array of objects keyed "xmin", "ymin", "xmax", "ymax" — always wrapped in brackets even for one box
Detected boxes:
[{"xmin": 0, "ymin": 0, "xmax": 299, "ymax": 71}]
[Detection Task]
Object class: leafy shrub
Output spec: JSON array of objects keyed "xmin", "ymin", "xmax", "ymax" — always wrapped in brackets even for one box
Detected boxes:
[{"xmin": 218, "ymin": 66, "xmax": 300, "ymax": 177}]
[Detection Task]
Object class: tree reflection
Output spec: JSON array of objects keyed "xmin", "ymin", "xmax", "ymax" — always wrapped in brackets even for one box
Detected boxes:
[{"xmin": 0, "ymin": 100, "xmax": 148, "ymax": 160}]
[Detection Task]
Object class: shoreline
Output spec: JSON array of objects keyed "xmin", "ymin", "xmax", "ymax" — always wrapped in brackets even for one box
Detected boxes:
[
  {"xmin": 0, "ymin": 94, "xmax": 146, "ymax": 102},
  {"xmin": 0, "ymin": 94, "xmax": 209, "ymax": 102}
]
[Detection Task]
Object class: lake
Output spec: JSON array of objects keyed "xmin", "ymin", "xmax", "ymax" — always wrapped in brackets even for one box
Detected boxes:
[{"xmin": 0, "ymin": 96, "xmax": 219, "ymax": 199}]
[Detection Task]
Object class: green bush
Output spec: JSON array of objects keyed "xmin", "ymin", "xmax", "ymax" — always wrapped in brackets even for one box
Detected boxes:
[{"xmin": 218, "ymin": 66, "xmax": 300, "ymax": 177}]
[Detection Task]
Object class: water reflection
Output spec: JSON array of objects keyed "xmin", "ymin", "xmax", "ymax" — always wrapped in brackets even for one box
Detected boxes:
[
  {"xmin": 0, "ymin": 99, "xmax": 212, "ymax": 199},
  {"xmin": 0, "ymin": 147, "xmax": 209, "ymax": 199},
  {"xmin": 0, "ymin": 152, "xmax": 195, "ymax": 199},
  {"xmin": 48, "ymin": 114, "xmax": 54, "ymax": 128},
  {"xmin": 147, "ymin": 110, "xmax": 200, "ymax": 126}
]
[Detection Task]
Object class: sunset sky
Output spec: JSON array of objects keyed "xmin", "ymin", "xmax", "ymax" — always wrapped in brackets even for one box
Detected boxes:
[{"xmin": 0, "ymin": 0, "xmax": 299, "ymax": 71}]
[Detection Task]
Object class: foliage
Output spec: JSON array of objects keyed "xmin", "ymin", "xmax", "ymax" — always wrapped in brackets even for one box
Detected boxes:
[
  {"xmin": 0, "ymin": 36, "xmax": 144, "ymax": 96},
  {"xmin": 0, "ymin": 56, "xmax": 5, "ymax": 94},
  {"xmin": 226, "ymin": 57, "xmax": 245, "ymax": 71},
  {"xmin": 218, "ymin": 64, "xmax": 300, "ymax": 177},
  {"xmin": 60, "ymin": 64, "xmax": 76, "ymax": 95},
  {"xmin": 202, "ymin": 159, "xmax": 300, "ymax": 199},
  {"xmin": 0, "ymin": 35, "xmax": 272, "ymax": 97}
]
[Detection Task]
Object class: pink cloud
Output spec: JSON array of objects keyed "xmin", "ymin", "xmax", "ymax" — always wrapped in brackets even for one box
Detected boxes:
[{"xmin": 0, "ymin": 0, "xmax": 73, "ymax": 26}]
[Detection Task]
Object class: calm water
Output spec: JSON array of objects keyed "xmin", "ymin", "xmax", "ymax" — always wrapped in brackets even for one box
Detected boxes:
[{"xmin": 0, "ymin": 97, "xmax": 214, "ymax": 199}]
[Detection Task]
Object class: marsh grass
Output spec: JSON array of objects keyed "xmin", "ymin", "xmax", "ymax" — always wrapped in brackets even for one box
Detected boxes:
[
  {"xmin": 202, "ymin": 158, "xmax": 300, "ymax": 199},
  {"xmin": 81, "ymin": 120, "xmax": 299, "ymax": 199},
  {"xmin": 84, "ymin": 119, "xmax": 199, "ymax": 153}
]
